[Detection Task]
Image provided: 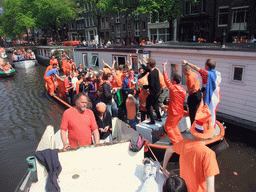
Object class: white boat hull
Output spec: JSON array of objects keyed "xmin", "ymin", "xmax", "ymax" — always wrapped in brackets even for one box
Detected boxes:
[
  {"xmin": 13, "ymin": 60, "xmax": 36, "ymax": 69},
  {"xmin": 16, "ymin": 118, "xmax": 166, "ymax": 192},
  {"xmin": 0, "ymin": 52, "xmax": 7, "ymax": 58}
]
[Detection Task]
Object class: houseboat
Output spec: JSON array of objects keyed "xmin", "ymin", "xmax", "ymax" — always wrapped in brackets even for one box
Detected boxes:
[
  {"xmin": 35, "ymin": 46, "xmax": 73, "ymax": 66},
  {"xmin": 72, "ymin": 43, "xmax": 256, "ymax": 131}
]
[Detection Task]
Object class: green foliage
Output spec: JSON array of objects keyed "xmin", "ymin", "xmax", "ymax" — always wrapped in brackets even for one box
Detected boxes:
[
  {"xmin": 0, "ymin": 0, "xmax": 36, "ymax": 38},
  {"xmin": 0, "ymin": 0, "xmax": 79, "ymax": 38}
]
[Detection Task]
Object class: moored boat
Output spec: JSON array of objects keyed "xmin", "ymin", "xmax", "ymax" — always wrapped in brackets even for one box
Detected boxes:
[
  {"xmin": 0, "ymin": 48, "xmax": 7, "ymax": 58},
  {"xmin": 0, "ymin": 68, "xmax": 15, "ymax": 77},
  {"xmin": 13, "ymin": 60, "xmax": 36, "ymax": 69},
  {"xmin": 15, "ymin": 122, "xmax": 166, "ymax": 192}
]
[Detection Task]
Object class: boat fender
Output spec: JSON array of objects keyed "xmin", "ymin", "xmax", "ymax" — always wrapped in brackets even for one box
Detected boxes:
[
  {"xmin": 129, "ymin": 135, "xmax": 145, "ymax": 152},
  {"xmin": 26, "ymin": 156, "xmax": 37, "ymax": 172}
]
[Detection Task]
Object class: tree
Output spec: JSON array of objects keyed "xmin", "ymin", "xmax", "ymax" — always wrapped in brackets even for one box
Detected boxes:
[
  {"xmin": 0, "ymin": 0, "xmax": 36, "ymax": 40},
  {"xmin": 33, "ymin": 0, "xmax": 79, "ymax": 41},
  {"xmin": 0, "ymin": 0, "xmax": 80, "ymax": 42}
]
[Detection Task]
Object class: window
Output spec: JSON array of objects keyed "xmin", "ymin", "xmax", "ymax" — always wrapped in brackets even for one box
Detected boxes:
[
  {"xmin": 232, "ymin": 7, "xmax": 248, "ymax": 24},
  {"xmin": 191, "ymin": 1, "xmax": 200, "ymax": 15},
  {"xmin": 231, "ymin": 65, "xmax": 245, "ymax": 83},
  {"xmin": 218, "ymin": 7, "xmax": 229, "ymax": 26},
  {"xmin": 83, "ymin": 53, "xmax": 88, "ymax": 67},
  {"xmin": 231, "ymin": 6, "xmax": 248, "ymax": 31},
  {"xmin": 142, "ymin": 22, "xmax": 146, "ymax": 31},
  {"xmin": 135, "ymin": 22, "xmax": 140, "ymax": 37},
  {"xmin": 101, "ymin": 18, "xmax": 105, "ymax": 29},
  {"xmin": 131, "ymin": 56, "xmax": 139, "ymax": 73},
  {"xmin": 113, "ymin": 55, "xmax": 127, "ymax": 67},
  {"xmin": 116, "ymin": 12, "xmax": 120, "ymax": 23},
  {"xmin": 184, "ymin": 2, "xmax": 190, "ymax": 15},
  {"xmin": 150, "ymin": 12, "xmax": 158, "ymax": 23},
  {"xmin": 202, "ymin": 0, "xmax": 206, "ymax": 13},
  {"xmin": 105, "ymin": 17, "xmax": 110, "ymax": 28},
  {"xmin": 116, "ymin": 25, "xmax": 121, "ymax": 37},
  {"xmin": 134, "ymin": 13, "xmax": 139, "ymax": 20},
  {"xmin": 181, "ymin": 65, "xmax": 187, "ymax": 85},
  {"xmin": 90, "ymin": 54, "xmax": 99, "ymax": 67},
  {"xmin": 123, "ymin": 24, "xmax": 126, "ymax": 32}
]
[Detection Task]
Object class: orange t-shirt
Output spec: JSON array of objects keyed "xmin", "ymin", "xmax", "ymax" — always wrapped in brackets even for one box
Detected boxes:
[
  {"xmin": 187, "ymin": 71, "xmax": 200, "ymax": 95},
  {"xmin": 138, "ymin": 92, "xmax": 149, "ymax": 111},
  {"xmin": 49, "ymin": 59, "xmax": 58, "ymax": 66},
  {"xmin": 112, "ymin": 75, "xmax": 122, "ymax": 88},
  {"xmin": 163, "ymin": 71, "xmax": 186, "ymax": 115},
  {"xmin": 61, "ymin": 107, "xmax": 98, "ymax": 147},
  {"xmin": 172, "ymin": 139, "xmax": 220, "ymax": 192},
  {"xmin": 138, "ymin": 73, "xmax": 149, "ymax": 86},
  {"xmin": 126, "ymin": 97, "xmax": 137, "ymax": 120}
]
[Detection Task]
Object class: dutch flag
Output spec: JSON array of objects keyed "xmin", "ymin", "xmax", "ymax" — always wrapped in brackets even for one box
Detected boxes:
[{"xmin": 204, "ymin": 69, "xmax": 221, "ymax": 127}]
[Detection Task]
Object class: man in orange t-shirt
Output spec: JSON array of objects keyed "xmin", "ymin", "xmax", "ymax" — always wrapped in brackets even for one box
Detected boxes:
[
  {"xmin": 162, "ymin": 61, "xmax": 186, "ymax": 144},
  {"xmin": 61, "ymin": 93, "xmax": 99, "ymax": 149},
  {"xmin": 138, "ymin": 87, "xmax": 149, "ymax": 122},
  {"xmin": 163, "ymin": 104, "xmax": 220, "ymax": 192},
  {"xmin": 183, "ymin": 64, "xmax": 201, "ymax": 124},
  {"xmin": 49, "ymin": 55, "xmax": 58, "ymax": 66},
  {"xmin": 126, "ymin": 89, "xmax": 138, "ymax": 130}
]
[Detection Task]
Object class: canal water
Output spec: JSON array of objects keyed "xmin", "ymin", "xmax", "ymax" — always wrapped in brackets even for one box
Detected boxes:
[
  {"xmin": 0, "ymin": 57, "xmax": 66, "ymax": 192},
  {"xmin": 0, "ymin": 55, "xmax": 256, "ymax": 191}
]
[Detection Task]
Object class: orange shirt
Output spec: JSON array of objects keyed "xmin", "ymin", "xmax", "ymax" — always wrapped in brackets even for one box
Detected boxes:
[
  {"xmin": 112, "ymin": 75, "xmax": 122, "ymax": 88},
  {"xmin": 156, "ymin": 68, "xmax": 166, "ymax": 89},
  {"xmin": 186, "ymin": 71, "xmax": 200, "ymax": 96},
  {"xmin": 173, "ymin": 139, "xmax": 220, "ymax": 192},
  {"xmin": 49, "ymin": 59, "xmax": 58, "ymax": 66},
  {"xmin": 126, "ymin": 98, "xmax": 137, "ymax": 120},
  {"xmin": 61, "ymin": 107, "xmax": 98, "ymax": 147},
  {"xmin": 138, "ymin": 73, "xmax": 149, "ymax": 86},
  {"xmin": 163, "ymin": 71, "xmax": 186, "ymax": 115},
  {"xmin": 138, "ymin": 91, "xmax": 149, "ymax": 111}
]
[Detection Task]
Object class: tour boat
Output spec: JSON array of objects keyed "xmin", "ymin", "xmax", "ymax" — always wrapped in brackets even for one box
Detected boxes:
[
  {"xmin": 13, "ymin": 60, "xmax": 36, "ymax": 69},
  {"xmin": 15, "ymin": 122, "xmax": 166, "ymax": 192},
  {"xmin": 0, "ymin": 68, "xmax": 15, "ymax": 77}
]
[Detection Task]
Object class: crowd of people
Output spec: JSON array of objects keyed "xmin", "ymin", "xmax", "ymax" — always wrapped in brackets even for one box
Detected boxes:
[
  {"xmin": 0, "ymin": 58, "xmax": 12, "ymax": 72},
  {"xmin": 44, "ymin": 51, "xmax": 222, "ymax": 191},
  {"xmin": 11, "ymin": 48, "xmax": 36, "ymax": 62}
]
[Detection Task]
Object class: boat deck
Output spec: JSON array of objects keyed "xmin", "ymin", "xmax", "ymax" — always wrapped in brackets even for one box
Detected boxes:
[{"xmin": 136, "ymin": 116, "xmax": 223, "ymax": 147}]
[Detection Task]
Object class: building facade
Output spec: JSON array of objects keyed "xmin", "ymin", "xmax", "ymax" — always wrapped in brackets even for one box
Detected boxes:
[{"xmin": 177, "ymin": 0, "xmax": 256, "ymax": 43}]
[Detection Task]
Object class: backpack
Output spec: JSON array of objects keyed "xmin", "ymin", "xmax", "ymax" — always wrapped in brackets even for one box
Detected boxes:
[{"xmin": 129, "ymin": 135, "xmax": 145, "ymax": 152}]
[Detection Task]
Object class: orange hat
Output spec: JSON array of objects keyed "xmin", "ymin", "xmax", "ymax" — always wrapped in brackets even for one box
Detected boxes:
[
  {"xmin": 190, "ymin": 103, "xmax": 215, "ymax": 139},
  {"xmin": 96, "ymin": 102, "xmax": 106, "ymax": 113}
]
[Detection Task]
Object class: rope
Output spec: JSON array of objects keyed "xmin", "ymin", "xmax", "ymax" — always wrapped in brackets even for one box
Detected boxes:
[{"xmin": 147, "ymin": 144, "xmax": 164, "ymax": 171}]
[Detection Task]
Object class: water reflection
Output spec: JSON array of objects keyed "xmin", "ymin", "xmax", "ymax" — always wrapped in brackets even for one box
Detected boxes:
[{"xmin": 0, "ymin": 57, "xmax": 66, "ymax": 192}]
